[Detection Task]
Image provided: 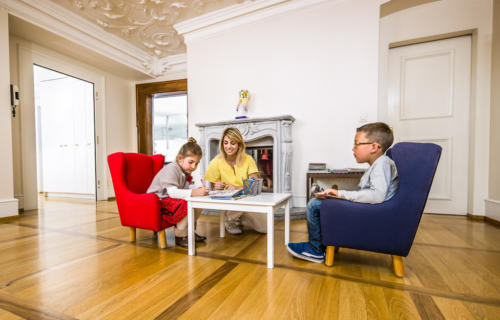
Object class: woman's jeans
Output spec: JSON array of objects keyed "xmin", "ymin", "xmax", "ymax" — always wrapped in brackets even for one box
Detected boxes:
[{"xmin": 306, "ymin": 197, "xmax": 325, "ymax": 254}]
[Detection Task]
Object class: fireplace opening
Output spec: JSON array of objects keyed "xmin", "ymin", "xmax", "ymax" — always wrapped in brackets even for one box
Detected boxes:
[
  {"xmin": 246, "ymin": 147, "xmax": 273, "ymax": 192},
  {"xmin": 208, "ymin": 138, "xmax": 274, "ymax": 193}
]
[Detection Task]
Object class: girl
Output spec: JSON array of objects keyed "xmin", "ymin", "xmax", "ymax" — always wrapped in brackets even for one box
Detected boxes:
[
  {"xmin": 147, "ymin": 137, "xmax": 209, "ymax": 248},
  {"xmin": 204, "ymin": 127, "xmax": 266, "ymax": 234}
]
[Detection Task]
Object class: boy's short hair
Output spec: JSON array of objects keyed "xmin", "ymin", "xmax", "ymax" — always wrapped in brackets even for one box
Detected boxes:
[{"xmin": 357, "ymin": 122, "xmax": 394, "ymax": 152}]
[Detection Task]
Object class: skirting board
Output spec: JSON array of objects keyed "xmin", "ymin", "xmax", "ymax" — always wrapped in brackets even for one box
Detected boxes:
[
  {"xmin": 0, "ymin": 198, "xmax": 19, "ymax": 218},
  {"xmin": 485, "ymin": 198, "xmax": 500, "ymax": 224}
]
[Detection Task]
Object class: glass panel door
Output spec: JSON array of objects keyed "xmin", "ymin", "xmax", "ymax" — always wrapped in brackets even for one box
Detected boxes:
[{"xmin": 152, "ymin": 93, "xmax": 187, "ymax": 162}]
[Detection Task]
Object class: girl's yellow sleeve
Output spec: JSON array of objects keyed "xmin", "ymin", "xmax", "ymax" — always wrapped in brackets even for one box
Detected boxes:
[{"xmin": 204, "ymin": 157, "xmax": 221, "ymax": 183}]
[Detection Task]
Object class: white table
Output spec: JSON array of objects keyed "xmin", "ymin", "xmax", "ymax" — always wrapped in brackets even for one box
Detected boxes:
[{"xmin": 186, "ymin": 193, "xmax": 292, "ymax": 268}]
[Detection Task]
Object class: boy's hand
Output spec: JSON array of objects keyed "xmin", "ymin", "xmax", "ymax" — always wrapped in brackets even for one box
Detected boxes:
[
  {"xmin": 192, "ymin": 186, "xmax": 209, "ymax": 196},
  {"xmin": 320, "ymin": 188, "xmax": 338, "ymax": 197},
  {"xmin": 213, "ymin": 181, "xmax": 226, "ymax": 190}
]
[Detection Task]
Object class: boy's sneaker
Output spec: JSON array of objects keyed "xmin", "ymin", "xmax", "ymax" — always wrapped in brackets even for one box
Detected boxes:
[{"xmin": 287, "ymin": 242, "xmax": 325, "ymax": 263}]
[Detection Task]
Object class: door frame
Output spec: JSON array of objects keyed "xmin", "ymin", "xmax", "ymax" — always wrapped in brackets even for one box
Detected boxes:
[
  {"xmin": 136, "ymin": 79, "xmax": 187, "ymax": 155},
  {"xmin": 18, "ymin": 41, "xmax": 107, "ymax": 208}
]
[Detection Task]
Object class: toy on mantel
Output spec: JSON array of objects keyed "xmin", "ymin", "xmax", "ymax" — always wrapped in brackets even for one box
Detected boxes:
[{"xmin": 235, "ymin": 89, "xmax": 249, "ymax": 119}]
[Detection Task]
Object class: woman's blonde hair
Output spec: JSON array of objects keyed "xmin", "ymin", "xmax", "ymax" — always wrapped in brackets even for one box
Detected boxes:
[
  {"xmin": 219, "ymin": 127, "xmax": 246, "ymax": 165},
  {"xmin": 177, "ymin": 137, "xmax": 203, "ymax": 160}
]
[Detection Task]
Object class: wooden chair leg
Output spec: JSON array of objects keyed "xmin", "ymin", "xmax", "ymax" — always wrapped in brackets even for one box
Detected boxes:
[
  {"xmin": 392, "ymin": 255, "xmax": 404, "ymax": 277},
  {"xmin": 158, "ymin": 229, "xmax": 167, "ymax": 249},
  {"xmin": 325, "ymin": 246, "xmax": 335, "ymax": 266},
  {"xmin": 129, "ymin": 227, "xmax": 136, "ymax": 242}
]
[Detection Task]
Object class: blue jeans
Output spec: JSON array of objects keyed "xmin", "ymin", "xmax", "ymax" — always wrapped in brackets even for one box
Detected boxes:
[{"xmin": 306, "ymin": 197, "xmax": 325, "ymax": 254}]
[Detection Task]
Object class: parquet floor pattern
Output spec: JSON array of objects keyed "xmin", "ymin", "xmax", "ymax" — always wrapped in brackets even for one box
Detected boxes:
[{"xmin": 0, "ymin": 197, "xmax": 499, "ymax": 319}]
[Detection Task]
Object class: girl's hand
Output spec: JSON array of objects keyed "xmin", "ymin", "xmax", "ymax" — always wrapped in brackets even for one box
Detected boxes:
[
  {"xmin": 192, "ymin": 186, "xmax": 209, "ymax": 197},
  {"xmin": 213, "ymin": 181, "xmax": 226, "ymax": 190}
]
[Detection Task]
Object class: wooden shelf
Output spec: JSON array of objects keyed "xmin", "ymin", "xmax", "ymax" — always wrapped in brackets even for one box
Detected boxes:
[{"xmin": 306, "ymin": 171, "xmax": 364, "ymax": 202}]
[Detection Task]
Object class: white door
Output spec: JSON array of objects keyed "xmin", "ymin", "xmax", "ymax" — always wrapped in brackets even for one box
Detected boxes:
[
  {"xmin": 35, "ymin": 66, "xmax": 96, "ymax": 197},
  {"xmin": 386, "ymin": 36, "xmax": 471, "ymax": 215}
]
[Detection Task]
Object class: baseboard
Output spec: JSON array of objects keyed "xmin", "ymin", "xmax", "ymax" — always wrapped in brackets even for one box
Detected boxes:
[
  {"xmin": 485, "ymin": 198, "xmax": 500, "ymax": 225},
  {"xmin": 14, "ymin": 194, "xmax": 24, "ymax": 210},
  {"xmin": 42, "ymin": 192, "xmax": 95, "ymax": 200},
  {"xmin": 466, "ymin": 213, "xmax": 484, "ymax": 221},
  {"xmin": 484, "ymin": 216, "xmax": 500, "ymax": 227},
  {"xmin": 485, "ymin": 198, "xmax": 500, "ymax": 219},
  {"xmin": 0, "ymin": 198, "xmax": 19, "ymax": 218}
]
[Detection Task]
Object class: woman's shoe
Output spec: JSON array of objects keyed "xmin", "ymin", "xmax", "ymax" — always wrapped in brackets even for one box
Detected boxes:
[
  {"xmin": 195, "ymin": 233, "xmax": 206, "ymax": 242},
  {"xmin": 225, "ymin": 223, "xmax": 242, "ymax": 235}
]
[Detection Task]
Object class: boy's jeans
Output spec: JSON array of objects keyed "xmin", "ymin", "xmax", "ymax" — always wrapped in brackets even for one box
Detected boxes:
[{"xmin": 306, "ymin": 197, "xmax": 325, "ymax": 254}]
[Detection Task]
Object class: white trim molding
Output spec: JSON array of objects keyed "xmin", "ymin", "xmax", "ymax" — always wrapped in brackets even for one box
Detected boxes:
[
  {"xmin": 485, "ymin": 198, "xmax": 500, "ymax": 221},
  {"xmin": 0, "ymin": 0, "xmax": 185, "ymax": 78},
  {"xmin": 174, "ymin": 0, "xmax": 331, "ymax": 43},
  {"xmin": 0, "ymin": 198, "xmax": 19, "ymax": 218}
]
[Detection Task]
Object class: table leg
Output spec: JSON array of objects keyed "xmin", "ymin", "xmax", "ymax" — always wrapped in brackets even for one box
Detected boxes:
[
  {"xmin": 285, "ymin": 199, "xmax": 290, "ymax": 244},
  {"xmin": 219, "ymin": 210, "xmax": 225, "ymax": 238},
  {"xmin": 267, "ymin": 207, "xmax": 274, "ymax": 268},
  {"xmin": 188, "ymin": 202, "xmax": 195, "ymax": 256},
  {"xmin": 306, "ymin": 175, "xmax": 310, "ymax": 203}
]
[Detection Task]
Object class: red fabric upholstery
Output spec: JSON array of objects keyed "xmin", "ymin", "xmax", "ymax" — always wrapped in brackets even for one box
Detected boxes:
[{"xmin": 108, "ymin": 152, "xmax": 171, "ymax": 232}]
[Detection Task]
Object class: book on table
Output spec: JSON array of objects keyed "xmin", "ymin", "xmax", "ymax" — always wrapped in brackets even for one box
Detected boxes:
[{"xmin": 208, "ymin": 189, "xmax": 246, "ymax": 200}]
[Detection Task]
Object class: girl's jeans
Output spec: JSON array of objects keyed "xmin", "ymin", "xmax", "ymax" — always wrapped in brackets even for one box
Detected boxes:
[{"xmin": 306, "ymin": 197, "xmax": 325, "ymax": 254}]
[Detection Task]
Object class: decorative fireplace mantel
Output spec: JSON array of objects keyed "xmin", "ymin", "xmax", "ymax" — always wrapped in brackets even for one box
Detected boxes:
[{"xmin": 196, "ymin": 115, "xmax": 295, "ymax": 196}]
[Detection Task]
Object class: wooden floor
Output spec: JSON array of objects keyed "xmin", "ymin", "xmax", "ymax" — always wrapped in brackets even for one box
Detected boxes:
[{"xmin": 0, "ymin": 197, "xmax": 499, "ymax": 319}]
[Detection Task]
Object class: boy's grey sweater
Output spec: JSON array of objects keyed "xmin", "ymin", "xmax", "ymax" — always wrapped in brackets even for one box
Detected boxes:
[{"xmin": 338, "ymin": 155, "xmax": 399, "ymax": 204}]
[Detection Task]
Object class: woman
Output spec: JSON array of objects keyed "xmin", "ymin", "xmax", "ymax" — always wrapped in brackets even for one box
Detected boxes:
[{"xmin": 204, "ymin": 127, "xmax": 266, "ymax": 234}]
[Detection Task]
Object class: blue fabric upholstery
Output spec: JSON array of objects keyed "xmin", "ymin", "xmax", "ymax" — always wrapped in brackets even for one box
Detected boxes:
[{"xmin": 320, "ymin": 142, "xmax": 442, "ymax": 257}]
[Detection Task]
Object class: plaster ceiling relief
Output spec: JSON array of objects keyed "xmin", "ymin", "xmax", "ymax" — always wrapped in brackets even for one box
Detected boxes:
[{"xmin": 50, "ymin": 0, "xmax": 247, "ymax": 58}]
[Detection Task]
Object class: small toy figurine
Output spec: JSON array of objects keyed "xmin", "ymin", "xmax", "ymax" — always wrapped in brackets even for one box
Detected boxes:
[{"xmin": 235, "ymin": 89, "xmax": 249, "ymax": 119}]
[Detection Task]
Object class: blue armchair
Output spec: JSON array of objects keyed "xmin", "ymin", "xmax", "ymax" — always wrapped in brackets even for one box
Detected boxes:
[{"xmin": 320, "ymin": 142, "xmax": 441, "ymax": 277}]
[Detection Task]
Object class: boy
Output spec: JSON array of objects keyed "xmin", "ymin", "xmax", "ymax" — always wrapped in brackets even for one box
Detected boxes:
[{"xmin": 288, "ymin": 122, "xmax": 399, "ymax": 263}]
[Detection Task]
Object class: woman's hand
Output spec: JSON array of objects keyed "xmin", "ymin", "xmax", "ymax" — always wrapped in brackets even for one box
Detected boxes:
[
  {"xmin": 225, "ymin": 184, "xmax": 243, "ymax": 191},
  {"xmin": 191, "ymin": 186, "xmax": 209, "ymax": 197},
  {"xmin": 213, "ymin": 181, "xmax": 226, "ymax": 190}
]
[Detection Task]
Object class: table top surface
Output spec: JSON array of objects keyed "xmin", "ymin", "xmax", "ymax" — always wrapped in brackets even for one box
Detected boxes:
[{"xmin": 186, "ymin": 192, "xmax": 292, "ymax": 206}]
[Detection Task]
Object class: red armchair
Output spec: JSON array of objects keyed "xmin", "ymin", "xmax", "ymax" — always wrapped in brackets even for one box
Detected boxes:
[{"xmin": 107, "ymin": 152, "xmax": 170, "ymax": 248}]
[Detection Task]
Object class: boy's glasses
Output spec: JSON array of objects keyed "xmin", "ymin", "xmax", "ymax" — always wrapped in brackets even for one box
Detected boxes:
[
  {"xmin": 354, "ymin": 142, "xmax": 373, "ymax": 147},
  {"xmin": 353, "ymin": 141, "xmax": 373, "ymax": 148}
]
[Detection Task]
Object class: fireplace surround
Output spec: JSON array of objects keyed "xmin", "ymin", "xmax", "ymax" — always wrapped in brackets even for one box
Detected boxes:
[{"xmin": 196, "ymin": 115, "xmax": 295, "ymax": 197}]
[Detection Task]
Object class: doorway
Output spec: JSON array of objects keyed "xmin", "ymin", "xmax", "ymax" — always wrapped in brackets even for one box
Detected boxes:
[
  {"xmin": 136, "ymin": 79, "xmax": 187, "ymax": 155},
  {"xmin": 33, "ymin": 65, "xmax": 96, "ymax": 199},
  {"xmin": 153, "ymin": 92, "xmax": 188, "ymax": 163},
  {"xmin": 386, "ymin": 36, "xmax": 471, "ymax": 214}
]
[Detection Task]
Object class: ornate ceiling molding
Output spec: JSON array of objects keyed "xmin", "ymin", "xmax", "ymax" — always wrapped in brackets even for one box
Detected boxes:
[
  {"xmin": 174, "ymin": 0, "xmax": 330, "ymax": 43},
  {"xmin": 1, "ymin": 0, "xmax": 155, "ymax": 76},
  {"xmin": 0, "ymin": 0, "xmax": 245, "ymax": 78}
]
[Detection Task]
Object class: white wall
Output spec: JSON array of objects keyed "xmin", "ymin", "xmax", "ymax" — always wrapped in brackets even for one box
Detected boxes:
[
  {"xmin": 379, "ymin": 0, "xmax": 493, "ymax": 215},
  {"xmin": 0, "ymin": 7, "xmax": 17, "ymax": 217},
  {"xmin": 487, "ymin": 0, "xmax": 500, "ymax": 221},
  {"xmin": 105, "ymin": 73, "xmax": 137, "ymax": 197},
  {"xmin": 9, "ymin": 36, "xmax": 136, "ymax": 208},
  {"xmin": 186, "ymin": 0, "xmax": 380, "ymax": 207}
]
